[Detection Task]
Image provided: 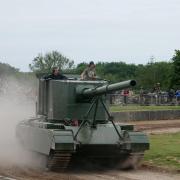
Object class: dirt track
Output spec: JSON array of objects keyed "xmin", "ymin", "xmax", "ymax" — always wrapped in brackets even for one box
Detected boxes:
[
  {"xmin": 0, "ymin": 165, "xmax": 180, "ymax": 180},
  {"xmin": 130, "ymin": 119, "xmax": 180, "ymax": 134},
  {"xmin": 0, "ymin": 120, "xmax": 180, "ymax": 180}
]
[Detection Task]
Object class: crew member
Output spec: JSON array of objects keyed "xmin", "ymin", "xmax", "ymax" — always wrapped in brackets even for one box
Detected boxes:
[
  {"xmin": 81, "ymin": 61, "xmax": 96, "ymax": 80},
  {"xmin": 44, "ymin": 67, "xmax": 67, "ymax": 80}
]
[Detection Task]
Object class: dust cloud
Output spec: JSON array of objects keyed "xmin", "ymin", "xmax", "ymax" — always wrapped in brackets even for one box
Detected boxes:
[{"xmin": 0, "ymin": 76, "xmax": 45, "ymax": 168}]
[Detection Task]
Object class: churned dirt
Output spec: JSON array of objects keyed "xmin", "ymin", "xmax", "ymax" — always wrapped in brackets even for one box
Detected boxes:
[{"xmin": 0, "ymin": 165, "xmax": 180, "ymax": 180}]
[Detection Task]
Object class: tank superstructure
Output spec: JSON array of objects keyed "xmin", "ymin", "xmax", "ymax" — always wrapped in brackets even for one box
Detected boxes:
[{"xmin": 16, "ymin": 78, "xmax": 149, "ymax": 170}]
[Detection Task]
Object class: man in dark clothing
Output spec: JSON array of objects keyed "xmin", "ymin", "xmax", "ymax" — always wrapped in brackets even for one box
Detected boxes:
[
  {"xmin": 168, "ymin": 88, "xmax": 175, "ymax": 103},
  {"xmin": 44, "ymin": 67, "xmax": 67, "ymax": 80}
]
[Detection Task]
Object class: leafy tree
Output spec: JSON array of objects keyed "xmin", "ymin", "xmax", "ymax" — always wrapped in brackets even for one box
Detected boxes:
[
  {"xmin": 95, "ymin": 62, "xmax": 138, "ymax": 82},
  {"xmin": 75, "ymin": 62, "xmax": 87, "ymax": 74},
  {"xmin": 75, "ymin": 60, "xmax": 172, "ymax": 90},
  {"xmin": 170, "ymin": 50, "xmax": 180, "ymax": 89},
  {"xmin": 29, "ymin": 51, "xmax": 74, "ymax": 73},
  {"xmin": 135, "ymin": 61, "xmax": 172, "ymax": 90}
]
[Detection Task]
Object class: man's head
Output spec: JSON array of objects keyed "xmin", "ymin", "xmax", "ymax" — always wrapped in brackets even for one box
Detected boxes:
[
  {"xmin": 88, "ymin": 61, "xmax": 95, "ymax": 70},
  {"xmin": 52, "ymin": 67, "xmax": 60, "ymax": 76}
]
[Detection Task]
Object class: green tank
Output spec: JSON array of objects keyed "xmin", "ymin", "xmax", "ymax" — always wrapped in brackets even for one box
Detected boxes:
[{"xmin": 16, "ymin": 78, "xmax": 149, "ymax": 170}]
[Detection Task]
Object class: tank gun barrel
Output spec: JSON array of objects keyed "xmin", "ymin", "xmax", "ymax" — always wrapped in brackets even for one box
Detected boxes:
[{"xmin": 79, "ymin": 80, "xmax": 136, "ymax": 97}]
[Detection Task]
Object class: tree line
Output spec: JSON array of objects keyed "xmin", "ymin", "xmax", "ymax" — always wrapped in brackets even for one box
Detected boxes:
[
  {"xmin": 0, "ymin": 62, "xmax": 36, "ymax": 87},
  {"xmin": 1, "ymin": 50, "xmax": 180, "ymax": 91},
  {"xmin": 29, "ymin": 50, "xmax": 180, "ymax": 91}
]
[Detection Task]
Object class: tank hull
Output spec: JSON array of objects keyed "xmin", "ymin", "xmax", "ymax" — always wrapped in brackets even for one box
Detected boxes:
[{"xmin": 16, "ymin": 117, "xmax": 149, "ymax": 170}]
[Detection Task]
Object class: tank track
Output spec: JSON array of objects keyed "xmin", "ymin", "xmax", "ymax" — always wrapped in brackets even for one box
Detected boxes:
[
  {"xmin": 47, "ymin": 150, "xmax": 72, "ymax": 171},
  {"xmin": 46, "ymin": 150, "xmax": 144, "ymax": 171},
  {"xmin": 83, "ymin": 153, "xmax": 144, "ymax": 170}
]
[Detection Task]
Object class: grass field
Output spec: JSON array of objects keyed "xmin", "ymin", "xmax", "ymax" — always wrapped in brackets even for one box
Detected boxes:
[
  {"xmin": 144, "ymin": 132, "xmax": 180, "ymax": 171},
  {"xmin": 110, "ymin": 105, "xmax": 180, "ymax": 112}
]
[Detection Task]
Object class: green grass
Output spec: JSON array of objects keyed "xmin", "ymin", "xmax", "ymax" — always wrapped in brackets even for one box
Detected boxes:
[
  {"xmin": 110, "ymin": 105, "xmax": 180, "ymax": 112},
  {"xmin": 144, "ymin": 133, "xmax": 180, "ymax": 171}
]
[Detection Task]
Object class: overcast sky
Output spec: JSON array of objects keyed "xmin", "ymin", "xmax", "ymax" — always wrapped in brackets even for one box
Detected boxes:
[{"xmin": 0, "ymin": 0, "xmax": 180, "ymax": 71}]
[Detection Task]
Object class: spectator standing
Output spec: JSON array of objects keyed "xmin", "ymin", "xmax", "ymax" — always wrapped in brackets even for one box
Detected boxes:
[
  {"xmin": 153, "ymin": 83, "xmax": 161, "ymax": 105},
  {"xmin": 139, "ymin": 87, "xmax": 144, "ymax": 105},
  {"xmin": 168, "ymin": 88, "xmax": 175, "ymax": 104},
  {"xmin": 123, "ymin": 89, "xmax": 129, "ymax": 105},
  {"xmin": 175, "ymin": 90, "xmax": 180, "ymax": 105}
]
